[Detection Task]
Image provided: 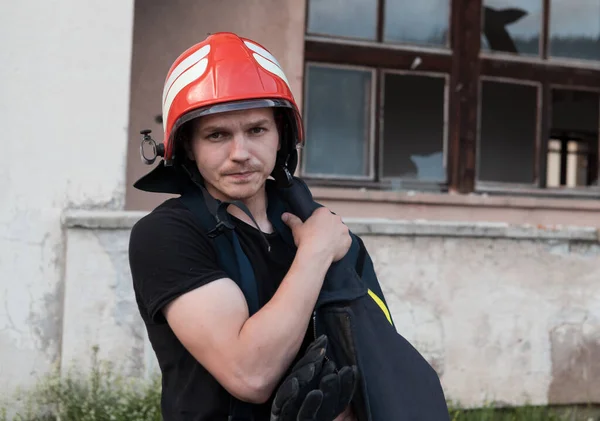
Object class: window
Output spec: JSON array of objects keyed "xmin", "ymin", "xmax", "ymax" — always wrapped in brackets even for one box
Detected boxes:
[
  {"xmin": 302, "ymin": 0, "xmax": 600, "ymax": 197},
  {"xmin": 478, "ymin": 79, "xmax": 539, "ymax": 184},
  {"xmin": 303, "ymin": 64, "xmax": 374, "ymax": 178},
  {"xmin": 381, "ymin": 72, "xmax": 447, "ymax": 182},
  {"xmin": 303, "ymin": 0, "xmax": 452, "ymax": 190}
]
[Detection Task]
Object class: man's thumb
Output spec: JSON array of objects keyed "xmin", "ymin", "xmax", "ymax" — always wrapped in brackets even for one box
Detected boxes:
[{"xmin": 282, "ymin": 212, "xmax": 302, "ymax": 229}]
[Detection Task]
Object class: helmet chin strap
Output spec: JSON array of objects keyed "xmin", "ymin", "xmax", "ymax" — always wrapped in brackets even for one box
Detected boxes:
[
  {"xmin": 272, "ymin": 164, "xmax": 294, "ymax": 188},
  {"xmin": 180, "ymin": 160, "xmax": 273, "ymax": 252}
]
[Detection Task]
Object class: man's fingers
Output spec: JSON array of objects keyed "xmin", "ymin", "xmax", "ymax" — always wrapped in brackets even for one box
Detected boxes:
[{"xmin": 282, "ymin": 212, "xmax": 303, "ymax": 230}]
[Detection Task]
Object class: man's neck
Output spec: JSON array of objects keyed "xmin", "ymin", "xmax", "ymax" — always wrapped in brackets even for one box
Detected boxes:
[{"xmin": 206, "ymin": 185, "xmax": 272, "ymax": 233}]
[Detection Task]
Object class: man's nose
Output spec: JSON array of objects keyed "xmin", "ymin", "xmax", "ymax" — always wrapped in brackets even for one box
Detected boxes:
[{"xmin": 229, "ymin": 133, "xmax": 250, "ymax": 161}]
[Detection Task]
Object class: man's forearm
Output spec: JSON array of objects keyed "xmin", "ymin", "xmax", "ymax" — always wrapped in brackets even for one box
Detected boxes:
[{"xmin": 235, "ymin": 246, "xmax": 332, "ymax": 401}]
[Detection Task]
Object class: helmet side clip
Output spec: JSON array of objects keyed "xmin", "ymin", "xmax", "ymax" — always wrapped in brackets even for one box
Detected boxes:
[{"xmin": 140, "ymin": 129, "xmax": 165, "ymax": 165}]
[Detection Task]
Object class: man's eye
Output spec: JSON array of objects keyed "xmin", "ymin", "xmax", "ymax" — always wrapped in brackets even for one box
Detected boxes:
[
  {"xmin": 207, "ymin": 132, "xmax": 223, "ymax": 140},
  {"xmin": 250, "ymin": 127, "xmax": 265, "ymax": 135}
]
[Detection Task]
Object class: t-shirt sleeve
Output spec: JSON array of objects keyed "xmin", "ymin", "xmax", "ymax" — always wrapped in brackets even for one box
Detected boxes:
[{"xmin": 128, "ymin": 206, "xmax": 229, "ymax": 323}]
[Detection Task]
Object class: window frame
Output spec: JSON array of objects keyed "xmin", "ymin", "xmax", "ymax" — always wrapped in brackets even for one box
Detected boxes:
[
  {"xmin": 302, "ymin": 0, "xmax": 600, "ymax": 198},
  {"xmin": 301, "ymin": 62, "xmax": 377, "ymax": 181}
]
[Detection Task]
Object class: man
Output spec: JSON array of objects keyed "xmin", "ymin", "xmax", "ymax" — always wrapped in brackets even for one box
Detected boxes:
[{"xmin": 129, "ymin": 32, "xmax": 357, "ymax": 420}]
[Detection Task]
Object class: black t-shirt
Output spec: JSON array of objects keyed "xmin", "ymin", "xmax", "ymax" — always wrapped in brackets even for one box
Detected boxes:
[{"xmin": 128, "ymin": 198, "xmax": 311, "ymax": 421}]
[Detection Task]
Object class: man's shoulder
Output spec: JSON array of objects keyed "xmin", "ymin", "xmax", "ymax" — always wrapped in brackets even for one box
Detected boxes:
[
  {"xmin": 132, "ymin": 197, "xmax": 192, "ymax": 231},
  {"xmin": 129, "ymin": 197, "xmax": 209, "ymax": 251}
]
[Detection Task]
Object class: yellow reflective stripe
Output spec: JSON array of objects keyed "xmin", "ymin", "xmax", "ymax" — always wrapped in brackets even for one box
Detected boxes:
[{"xmin": 367, "ymin": 289, "xmax": 393, "ymax": 325}]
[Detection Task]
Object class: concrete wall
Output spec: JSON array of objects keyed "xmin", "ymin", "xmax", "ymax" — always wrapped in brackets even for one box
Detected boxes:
[
  {"xmin": 125, "ymin": 0, "xmax": 307, "ymax": 211},
  {"xmin": 59, "ymin": 211, "xmax": 600, "ymax": 408},
  {"xmin": 0, "ymin": 0, "xmax": 134, "ymax": 398}
]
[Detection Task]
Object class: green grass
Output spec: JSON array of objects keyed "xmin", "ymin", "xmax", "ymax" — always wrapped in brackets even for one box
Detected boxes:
[
  {"xmin": 1, "ymin": 349, "xmax": 597, "ymax": 421},
  {"xmin": 1, "ymin": 348, "xmax": 161, "ymax": 421}
]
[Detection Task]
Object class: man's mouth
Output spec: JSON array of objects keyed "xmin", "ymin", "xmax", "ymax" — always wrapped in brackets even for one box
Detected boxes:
[{"xmin": 225, "ymin": 171, "xmax": 255, "ymax": 180}]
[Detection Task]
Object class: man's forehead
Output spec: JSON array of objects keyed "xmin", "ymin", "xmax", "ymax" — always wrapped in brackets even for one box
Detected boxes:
[{"xmin": 196, "ymin": 107, "xmax": 275, "ymax": 129}]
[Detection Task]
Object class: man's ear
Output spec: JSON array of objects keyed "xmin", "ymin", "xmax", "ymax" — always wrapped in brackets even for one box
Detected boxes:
[
  {"xmin": 179, "ymin": 124, "xmax": 196, "ymax": 161},
  {"xmin": 183, "ymin": 140, "xmax": 195, "ymax": 161},
  {"xmin": 275, "ymin": 110, "xmax": 283, "ymax": 152}
]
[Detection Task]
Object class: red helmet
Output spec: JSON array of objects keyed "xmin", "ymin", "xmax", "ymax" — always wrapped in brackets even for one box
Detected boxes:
[{"xmin": 135, "ymin": 32, "xmax": 304, "ymax": 193}]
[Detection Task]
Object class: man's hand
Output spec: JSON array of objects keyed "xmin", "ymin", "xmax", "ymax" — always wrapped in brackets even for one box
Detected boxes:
[{"xmin": 282, "ymin": 207, "xmax": 351, "ymax": 263}]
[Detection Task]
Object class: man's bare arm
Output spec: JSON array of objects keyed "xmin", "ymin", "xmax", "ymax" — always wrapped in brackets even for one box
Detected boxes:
[{"xmin": 163, "ymin": 208, "xmax": 351, "ymax": 403}]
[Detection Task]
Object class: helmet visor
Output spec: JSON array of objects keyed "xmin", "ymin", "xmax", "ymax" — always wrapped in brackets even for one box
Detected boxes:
[{"xmin": 169, "ymin": 98, "xmax": 295, "ymax": 145}]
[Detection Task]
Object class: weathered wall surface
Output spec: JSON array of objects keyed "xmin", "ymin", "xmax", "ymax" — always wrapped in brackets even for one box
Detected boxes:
[
  {"xmin": 0, "ymin": 0, "xmax": 134, "ymax": 399},
  {"xmin": 59, "ymin": 213, "xmax": 600, "ymax": 408}
]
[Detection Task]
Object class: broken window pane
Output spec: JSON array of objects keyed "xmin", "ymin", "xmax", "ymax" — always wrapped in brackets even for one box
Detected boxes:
[
  {"xmin": 547, "ymin": 90, "xmax": 599, "ymax": 187},
  {"xmin": 381, "ymin": 73, "xmax": 446, "ymax": 181},
  {"xmin": 307, "ymin": 0, "xmax": 377, "ymax": 40},
  {"xmin": 478, "ymin": 81, "xmax": 538, "ymax": 183},
  {"xmin": 481, "ymin": 0, "xmax": 541, "ymax": 56},
  {"xmin": 384, "ymin": 0, "xmax": 450, "ymax": 48},
  {"xmin": 549, "ymin": 0, "xmax": 600, "ymax": 62},
  {"xmin": 303, "ymin": 64, "xmax": 373, "ymax": 177}
]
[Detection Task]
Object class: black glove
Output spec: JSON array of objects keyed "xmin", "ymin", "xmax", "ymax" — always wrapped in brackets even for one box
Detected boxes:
[
  {"xmin": 297, "ymin": 360, "xmax": 358, "ymax": 421},
  {"xmin": 271, "ymin": 335, "xmax": 329, "ymax": 421}
]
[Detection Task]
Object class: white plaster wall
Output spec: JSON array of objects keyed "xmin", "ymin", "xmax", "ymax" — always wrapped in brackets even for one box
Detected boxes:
[
  {"xmin": 61, "ymin": 225, "xmax": 158, "ymax": 379},
  {"xmin": 0, "ymin": 0, "xmax": 134, "ymax": 399},
  {"xmin": 363, "ymin": 234, "xmax": 600, "ymax": 407},
  {"xmin": 59, "ymin": 213, "xmax": 600, "ymax": 408}
]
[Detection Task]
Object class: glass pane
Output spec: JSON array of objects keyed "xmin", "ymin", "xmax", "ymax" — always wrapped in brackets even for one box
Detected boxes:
[
  {"xmin": 303, "ymin": 65, "xmax": 372, "ymax": 177},
  {"xmin": 307, "ymin": 0, "xmax": 377, "ymax": 40},
  {"xmin": 381, "ymin": 74, "xmax": 446, "ymax": 181},
  {"xmin": 547, "ymin": 90, "xmax": 599, "ymax": 187},
  {"xmin": 549, "ymin": 0, "xmax": 600, "ymax": 61},
  {"xmin": 384, "ymin": 0, "xmax": 450, "ymax": 47},
  {"xmin": 481, "ymin": 0, "xmax": 542, "ymax": 56},
  {"xmin": 478, "ymin": 81, "xmax": 538, "ymax": 183}
]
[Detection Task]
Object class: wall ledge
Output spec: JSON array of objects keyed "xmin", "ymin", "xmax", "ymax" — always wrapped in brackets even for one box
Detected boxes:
[
  {"xmin": 63, "ymin": 210, "xmax": 599, "ymax": 242},
  {"xmin": 344, "ymin": 218, "xmax": 599, "ymax": 241},
  {"xmin": 63, "ymin": 210, "xmax": 148, "ymax": 230}
]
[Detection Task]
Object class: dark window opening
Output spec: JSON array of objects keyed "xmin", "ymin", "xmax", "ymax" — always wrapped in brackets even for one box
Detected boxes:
[
  {"xmin": 381, "ymin": 73, "xmax": 446, "ymax": 181},
  {"xmin": 477, "ymin": 80, "xmax": 538, "ymax": 184}
]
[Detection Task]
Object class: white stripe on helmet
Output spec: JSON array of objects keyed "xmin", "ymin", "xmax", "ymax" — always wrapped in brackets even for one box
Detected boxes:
[
  {"xmin": 162, "ymin": 58, "xmax": 209, "ymax": 131},
  {"xmin": 162, "ymin": 44, "xmax": 211, "ymax": 108},
  {"xmin": 252, "ymin": 53, "xmax": 291, "ymax": 90},
  {"xmin": 244, "ymin": 41, "xmax": 283, "ymax": 69}
]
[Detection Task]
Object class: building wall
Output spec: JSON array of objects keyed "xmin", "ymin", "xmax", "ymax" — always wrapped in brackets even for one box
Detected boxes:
[
  {"xmin": 0, "ymin": 0, "xmax": 134, "ymax": 400},
  {"xmin": 122, "ymin": 1, "xmax": 600, "ymax": 230},
  {"xmin": 61, "ymin": 212, "xmax": 600, "ymax": 407},
  {"xmin": 125, "ymin": 0, "xmax": 307, "ymax": 211}
]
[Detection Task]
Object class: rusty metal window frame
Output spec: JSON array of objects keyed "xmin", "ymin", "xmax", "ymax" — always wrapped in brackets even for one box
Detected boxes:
[
  {"xmin": 302, "ymin": 0, "xmax": 455, "ymax": 192},
  {"xmin": 476, "ymin": 0, "xmax": 600, "ymax": 197},
  {"xmin": 303, "ymin": 0, "xmax": 600, "ymax": 198}
]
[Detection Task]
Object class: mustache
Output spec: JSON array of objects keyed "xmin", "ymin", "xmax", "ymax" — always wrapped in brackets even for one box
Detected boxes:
[{"xmin": 222, "ymin": 165, "xmax": 261, "ymax": 175}]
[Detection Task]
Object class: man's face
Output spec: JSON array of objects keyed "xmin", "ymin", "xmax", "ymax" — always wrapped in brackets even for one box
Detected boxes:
[{"xmin": 189, "ymin": 107, "xmax": 279, "ymax": 202}]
